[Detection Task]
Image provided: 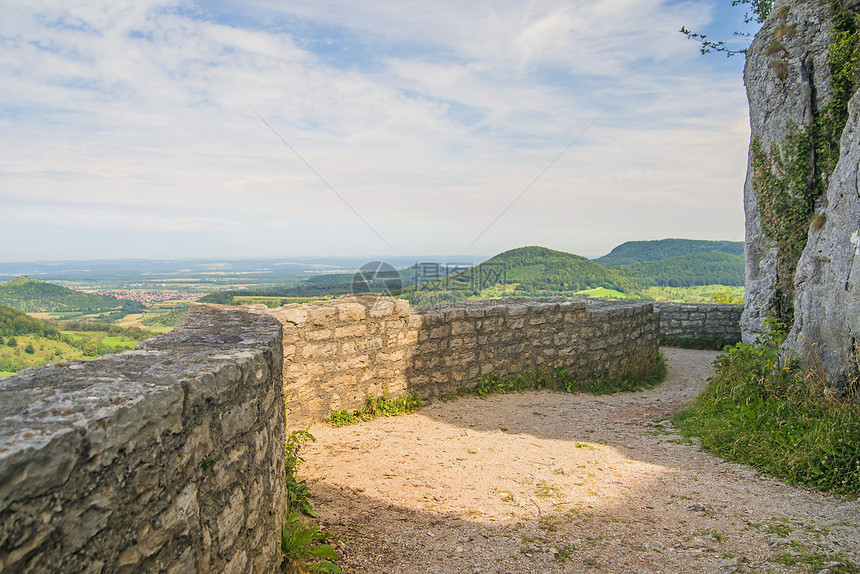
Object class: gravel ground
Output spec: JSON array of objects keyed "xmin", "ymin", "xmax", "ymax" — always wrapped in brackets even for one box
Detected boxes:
[{"xmin": 298, "ymin": 348, "xmax": 860, "ymax": 573}]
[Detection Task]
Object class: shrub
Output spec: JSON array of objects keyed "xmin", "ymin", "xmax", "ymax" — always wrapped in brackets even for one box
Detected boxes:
[{"xmin": 673, "ymin": 328, "xmax": 860, "ymax": 494}]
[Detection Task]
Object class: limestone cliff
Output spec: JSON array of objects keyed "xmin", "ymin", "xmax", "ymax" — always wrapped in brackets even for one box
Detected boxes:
[
  {"xmin": 742, "ymin": 0, "xmax": 860, "ymax": 391},
  {"xmin": 784, "ymin": 88, "xmax": 860, "ymax": 390},
  {"xmin": 741, "ymin": 0, "xmax": 835, "ymax": 341}
]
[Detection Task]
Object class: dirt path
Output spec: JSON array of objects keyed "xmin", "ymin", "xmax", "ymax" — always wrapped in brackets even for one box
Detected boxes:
[{"xmin": 299, "ymin": 348, "xmax": 860, "ymax": 573}]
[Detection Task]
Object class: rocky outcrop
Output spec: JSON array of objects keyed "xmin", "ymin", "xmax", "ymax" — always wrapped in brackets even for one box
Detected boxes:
[
  {"xmin": 784, "ymin": 89, "xmax": 860, "ymax": 390},
  {"xmin": 741, "ymin": 0, "xmax": 836, "ymax": 342},
  {"xmin": 743, "ymin": 0, "xmax": 860, "ymax": 391}
]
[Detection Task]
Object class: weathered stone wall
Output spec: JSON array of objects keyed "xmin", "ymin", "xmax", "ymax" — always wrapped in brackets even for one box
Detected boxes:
[
  {"xmin": 265, "ymin": 298, "xmax": 417, "ymax": 424},
  {"xmin": 0, "ymin": 304, "xmax": 286, "ymax": 574},
  {"xmin": 655, "ymin": 303, "xmax": 743, "ymax": 345},
  {"xmin": 267, "ymin": 297, "xmax": 660, "ymax": 425},
  {"xmin": 408, "ymin": 298, "xmax": 659, "ymax": 401}
]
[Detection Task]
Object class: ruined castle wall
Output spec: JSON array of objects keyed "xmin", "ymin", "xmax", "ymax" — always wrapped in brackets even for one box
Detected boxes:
[
  {"xmin": 655, "ymin": 303, "xmax": 743, "ymax": 345},
  {"xmin": 265, "ymin": 298, "xmax": 418, "ymax": 425},
  {"xmin": 0, "ymin": 304, "xmax": 286, "ymax": 574},
  {"xmin": 267, "ymin": 297, "xmax": 660, "ymax": 425}
]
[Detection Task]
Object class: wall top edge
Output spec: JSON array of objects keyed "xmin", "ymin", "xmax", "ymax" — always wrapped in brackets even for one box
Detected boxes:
[{"xmin": 0, "ymin": 305, "xmax": 281, "ymax": 459}]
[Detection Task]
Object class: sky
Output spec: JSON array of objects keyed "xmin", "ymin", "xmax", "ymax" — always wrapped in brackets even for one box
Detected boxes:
[{"xmin": 0, "ymin": 0, "xmax": 760, "ymax": 262}]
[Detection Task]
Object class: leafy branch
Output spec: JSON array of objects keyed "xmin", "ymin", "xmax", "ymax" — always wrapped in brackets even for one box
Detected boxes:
[{"xmin": 681, "ymin": 0, "xmax": 773, "ymax": 57}]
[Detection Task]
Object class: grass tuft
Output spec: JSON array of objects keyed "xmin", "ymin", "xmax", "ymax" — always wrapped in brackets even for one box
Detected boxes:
[
  {"xmin": 329, "ymin": 393, "xmax": 422, "ymax": 427},
  {"xmin": 673, "ymin": 328, "xmax": 860, "ymax": 495},
  {"xmin": 473, "ymin": 350, "xmax": 666, "ymax": 397}
]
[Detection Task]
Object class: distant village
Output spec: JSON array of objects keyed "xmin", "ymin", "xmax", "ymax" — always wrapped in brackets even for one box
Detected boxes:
[{"xmin": 80, "ymin": 289, "xmax": 206, "ymax": 303}]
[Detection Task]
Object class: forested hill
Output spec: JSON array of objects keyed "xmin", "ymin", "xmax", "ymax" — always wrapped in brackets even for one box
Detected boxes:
[
  {"xmin": 0, "ymin": 276, "xmax": 141, "ymax": 313},
  {"xmin": 0, "ymin": 304, "xmax": 59, "ymax": 338},
  {"xmin": 594, "ymin": 239, "xmax": 743, "ymax": 267},
  {"xmin": 613, "ymin": 251, "xmax": 745, "ymax": 287},
  {"xmin": 483, "ymin": 246, "xmax": 640, "ymax": 293}
]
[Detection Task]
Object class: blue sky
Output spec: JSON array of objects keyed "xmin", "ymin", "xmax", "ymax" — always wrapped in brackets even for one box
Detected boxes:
[{"xmin": 0, "ymin": 0, "xmax": 758, "ymax": 262}]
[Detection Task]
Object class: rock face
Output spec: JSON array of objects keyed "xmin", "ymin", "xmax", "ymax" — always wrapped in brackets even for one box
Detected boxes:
[
  {"xmin": 784, "ymin": 89, "xmax": 860, "ymax": 389},
  {"xmin": 743, "ymin": 0, "xmax": 860, "ymax": 390},
  {"xmin": 741, "ymin": 0, "xmax": 835, "ymax": 342}
]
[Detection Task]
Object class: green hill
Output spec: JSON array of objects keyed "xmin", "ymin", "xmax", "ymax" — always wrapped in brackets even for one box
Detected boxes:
[
  {"xmin": 0, "ymin": 276, "xmax": 143, "ymax": 316},
  {"xmin": 613, "ymin": 251, "xmax": 745, "ymax": 287},
  {"xmin": 481, "ymin": 246, "xmax": 640, "ymax": 293},
  {"xmin": 595, "ymin": 239, "xmax": 743, "ymax": 267},
  {"xmin": 0, "ymin": 304, "xmax": 60, "ymax": 338},
  {"xmin": 0, "ymin": 306, "xmax": 156, "ymax": 376}
]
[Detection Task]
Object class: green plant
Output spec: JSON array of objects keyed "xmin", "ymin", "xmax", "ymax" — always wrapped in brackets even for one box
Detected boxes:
[
  {"xmin": 200, "ymin": 454, "xmax": 218, "ymax": 472},
  {"xmin": 673, "ymin": 325, "xmax": 860, "ymax": 494},
  {"xmin": 712, "ymin": 288, "xmax": 744, "ymax": 305},
  {"xmin": 286, "ymin": 428, "xmax": 317, "ymax": 517},
  {"xmin": 469, "ymin": 351, "xmax": 666, "ymax": 400},
  {"xmin": 328, "ymin": 392, "xmax": 422, "ymax": 427},
  {"xmin": 282, "ymin": 428, "xmax": 341, "ymax": 572},
  {"xmin": 773, "ymin": 551, "xmax": 859, "ymax": 572},
  {"xmin": 660, "ymin": 336, "xmax": 739, "ymax": 351},
  {"xmin": 556, "ymin": 544, "xmax": 577, "ymax": 562},
  {"xmin": 750, "ymin": 0, "xmax": 860, "ymax": 328},
  {"xmin": 281, "ymin": 511, "xmax": 341, "ymax": 574}
]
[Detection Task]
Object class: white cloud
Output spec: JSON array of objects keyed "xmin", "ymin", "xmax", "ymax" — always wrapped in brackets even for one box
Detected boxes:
[{"xmin": 0, "ymin": 0, "xmax": 749, "ymax": 260}]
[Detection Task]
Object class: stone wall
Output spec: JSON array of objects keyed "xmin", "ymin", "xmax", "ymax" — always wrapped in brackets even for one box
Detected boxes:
[
  {"xmin": 265, "ymin": 297, "xmax": 660, "ymax": 426},
  {"xmin": 266, "ymin": 298, "xmax": 417, "ymax": 425},
  {"xmin": 0, "ymin": 304, "xmax": 286, "ymax": 574},
  {"xmin": 655, "ymin": 303, "xmax": 743, "ymax": 346}
]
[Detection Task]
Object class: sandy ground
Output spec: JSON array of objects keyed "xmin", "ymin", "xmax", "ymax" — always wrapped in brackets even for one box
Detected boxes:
[{"xmin": 298, "ymin": 348, "xmax": 860, "ymax": 573}]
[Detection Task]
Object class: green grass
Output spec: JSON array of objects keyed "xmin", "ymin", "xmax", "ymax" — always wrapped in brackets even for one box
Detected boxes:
[
  {"xmin": 673, "ymin": 329, "xmax": 860, "ymax": 495},
  {"xmin": 773, "ymin": 552, "xmax": 859, "ymax": 572},
  {"xmin": 0, "ymin": 371, "xmax": 15, "ymax": 377},
  {"xmin": 572, "ymin": 287, "xmax": 629, "ymax": 299},
  {"xmin": 61, "ymin": 331, "xmax": 140, "ymax": 349},
  {"xmin": 472, "ymin": 351, "xmax": 666, "ymax": 398},
  {"xmin": 0, "ymin": 335, "xmax": 85, "ymax": 373},
  {"xmin": 659, "ymin": 336, "xmax": 740, "ymax": 350},
  {"xmin": 642, "ymin": 284, "xmax": 745, "ymax": 304},
  {"xmin": 329, "ymin": 393, "xmax": 423, "ymax": 427},
  {"xmin": 282, "ymin": 428, "xmax": 341, "ymax": 573}
]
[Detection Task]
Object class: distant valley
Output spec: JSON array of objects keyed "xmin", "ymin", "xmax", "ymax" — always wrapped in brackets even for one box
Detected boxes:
[{"xmin": 0, "ymin": 238, "xmax": 744, "ymax": 376}]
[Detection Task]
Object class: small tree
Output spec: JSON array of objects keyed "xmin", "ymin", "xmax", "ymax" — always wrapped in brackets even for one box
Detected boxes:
[
  {"xmin": 7, "ymin": 337, "xmax": 17, "ymax": 348},
  {"xmin": 24, "ymin": 343, "xmax": 35, "ymax": 355}
]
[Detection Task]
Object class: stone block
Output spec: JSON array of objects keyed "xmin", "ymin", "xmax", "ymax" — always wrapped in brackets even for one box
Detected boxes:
[
  {"xmin": 335, "ymin": 324, "xmax": 367, "ymax": 338},
  {"xmin": 217, "ymin": 487, "xmax": 246, "ymax": 551},
  {"xmin": 221, "ymin": 399, "xmax": 259, "ymax": 442},
  {"xmin": 308, "ymin": 307, "xmax": 337, "ymax": 325},
  {"xmin": 369, "ymin": 300, "xmax": 395, "ymax": 318},
  {"xmin": 337, "ymin": 303, "xmax": 367, "ymax": 321},
  {"xmin": 275, "ymin": 308, "xmax": 308, "ymax": 326},
  {"xmin": 306, "ymin": 329, "xmax": 333, "ymax": 341}
]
